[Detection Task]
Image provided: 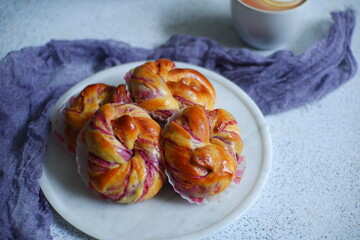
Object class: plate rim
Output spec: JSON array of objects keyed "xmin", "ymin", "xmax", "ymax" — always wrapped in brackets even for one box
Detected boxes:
[{"xmin": 40, "ymin": 60, "xmax": 272, "ymax": 240}]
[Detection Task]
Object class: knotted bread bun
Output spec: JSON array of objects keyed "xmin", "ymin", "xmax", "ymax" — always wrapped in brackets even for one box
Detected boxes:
[
  {"xmin": 81, "ymin": 103, "xmax": 165, "ymax": 203},
  {"xmin": 162, "ymin": 105, "xmax": 243, "ymax": 199},
  {"xmin": 126, "ymin": 59, "xmax": 216, "ymax": 121}
]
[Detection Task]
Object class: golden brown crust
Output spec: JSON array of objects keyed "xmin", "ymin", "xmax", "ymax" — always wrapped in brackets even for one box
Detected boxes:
[
  {"xmin": 84, "ymin": 103, "xmax": 165, "ymax": 203},
  {"xmin": 127, "ymin": 59, "xmax": 216, "ymax": 120},
  {"xmin": 162, "ymin": 105, "xmax": 243, "ymax": 198},
  {"xmin": 64, "ymin": 83, "xmax": 131, "ymax": 151}
]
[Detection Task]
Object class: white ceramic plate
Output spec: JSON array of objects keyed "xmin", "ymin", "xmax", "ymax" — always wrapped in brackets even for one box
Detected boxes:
[{"xmin": 40, "ymin": 61, "xmax": 272, "ymax": 240}]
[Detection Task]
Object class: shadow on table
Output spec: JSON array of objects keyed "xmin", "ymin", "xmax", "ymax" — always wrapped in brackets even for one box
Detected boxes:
[
  {"xmin": 161, "ymin": 11, "xmax": 331, "ymax": 55},
  {"xmin": 162, "ymin": 14, "xmax": 249, "ymax": 49}
]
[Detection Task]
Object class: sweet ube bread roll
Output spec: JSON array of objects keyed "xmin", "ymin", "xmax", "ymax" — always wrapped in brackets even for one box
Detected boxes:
[
  {"xmin": 64, "ymin": 83, "xmax": 131, "ymax": 152},
  {"xmin": 125, "ymin": 59, "xmax": 216, "ymax": 121},
  {"xmin": 80, "ymin": 103, "xmax": 165, "ymax": 203},
  {"xmin": 162, "ymin": 105, "xmax": 243, "ymax": 201}
]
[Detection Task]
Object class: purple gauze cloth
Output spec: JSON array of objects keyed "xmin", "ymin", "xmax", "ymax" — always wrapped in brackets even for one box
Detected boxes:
[{"xmin": 0, "ymin": 9, "xmax": 357, "ymax": 240}]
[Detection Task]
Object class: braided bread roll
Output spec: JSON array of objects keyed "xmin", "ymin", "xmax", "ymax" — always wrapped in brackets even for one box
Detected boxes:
[
  {"xmin": 64, "ymin": 83, "xmax": 131, "ymax": 152},
  {"xmin": 126, "ymin": 59, "xmax": 216, "ymax": 121},
  {"xmin": 81, "ymin": 103, "xmax": 165, "ymax": 203},
  {"xmin": 162, "ymin": 105, "xmax": 243, "ymax": 200}
]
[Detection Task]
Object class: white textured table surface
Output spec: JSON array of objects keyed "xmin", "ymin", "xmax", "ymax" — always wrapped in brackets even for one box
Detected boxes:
[{"xmin": 1, "ymin": 0, "xmax": 359, "ymax": 239}]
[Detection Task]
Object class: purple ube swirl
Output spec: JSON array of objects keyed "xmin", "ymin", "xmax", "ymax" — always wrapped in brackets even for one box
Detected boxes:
[
  {"xmin": 114, "ymin": 146, "xmax": 133, "ymax": 161},
  {"xmin": 173, "ymin": 95, "xmax": 197, "ymax": 107},
  {"xmin": 87, "ymin": 153, "xmax": 117, "ymax": 174},
  {"xmin": 151, "ymin": 109, "xmax": 177, "ymax": 121}
]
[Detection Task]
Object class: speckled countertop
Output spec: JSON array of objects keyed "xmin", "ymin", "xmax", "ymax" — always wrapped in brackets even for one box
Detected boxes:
[{"xmin": 1, "ymin": 0, "xmax": 359, "ymax": 239}]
